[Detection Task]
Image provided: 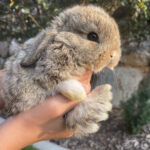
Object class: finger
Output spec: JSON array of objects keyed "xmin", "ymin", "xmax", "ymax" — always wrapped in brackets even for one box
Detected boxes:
[
  {"xmin": 82, "ymin": 82, "xmax": 91, "ymax": 94},
  {"xmin": 75, "ymin": 70, "xmax": 92, "ymax": 84},
  {"xmin": 45, "ymin": 95, "xmax": 80, "ymax": 117},
  {"xmin": 74, "ymin": 70, "xmax": 92, "ymax": 94},
  {"xmin": 54, "ymin": 117, "xmax": 75, "ymax": 138},
  {"xmin": 38, "ymin": 117, "xmax": 75, "ymax": 140},
  {"xmin": 22, "ymin": 95, "xmax": 80, "ymax": 125}
]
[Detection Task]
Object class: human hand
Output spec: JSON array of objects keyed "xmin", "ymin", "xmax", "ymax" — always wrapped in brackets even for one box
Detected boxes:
[{"xmin": 0, "ymin": 70, "xmax": 91, "ymax": 150}]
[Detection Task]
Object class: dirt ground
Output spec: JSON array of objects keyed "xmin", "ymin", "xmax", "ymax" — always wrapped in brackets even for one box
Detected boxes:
[{"xmin": 54, "ymin": 108, "xmax": 150, "ymax": 150}]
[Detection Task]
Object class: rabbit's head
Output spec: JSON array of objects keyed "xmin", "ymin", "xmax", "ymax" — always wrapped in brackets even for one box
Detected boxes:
[{"xmin": 51, "ymin": 5, "xmax": 121, "ymax": 73}]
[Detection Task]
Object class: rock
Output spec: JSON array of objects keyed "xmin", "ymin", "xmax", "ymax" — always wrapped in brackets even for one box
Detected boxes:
[
  {"xmin": 121, "ymin": 38, "xmax": 150, "ymax": 68},
  {"xmin": 91, "ymin": 67, "xmax": 144, "ymax": 106},
  {"xmin": 0, "ymin": 57, "xmax": 5, "ymax": 69},
  {"xmin": 121, "ymin": 50, "xmax": 150, "ymax": 68},
  {"xmin": 0, "ymin": 41, "xmax": 10, "ymax": 58},
  {"xmin": 112, "ymin": 66, "xmax": 144, "ymax": 106},
  {"xmin": 146, "ymin": 134, "xmax": 150, "ymax": 139},
  {"xmin": 141, "ymin": 143, "xmax": 149, "ymax": 150},
  {"xmin": 91, "ymin": 38, "xmax": 150, "ymax": 106},
  {"xmin": 139, "ymin": 73, "xmax": 150, "ymax": 88},
  {"xmin": 55, "ymin": 110, "xmax": 150, "ymax": 150},
  {"xmin": 9, "ymin": 40, "xmax": 20, "ymax": 56},
  {"xmin": 0, "ymin": 58, "xmax": 2, "ymax": 69}
]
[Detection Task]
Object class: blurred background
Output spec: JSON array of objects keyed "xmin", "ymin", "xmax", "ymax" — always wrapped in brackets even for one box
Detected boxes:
[
  {"xmin": 0, "ymin": 0, "xmax": 150, "ymax": 41},
  {"xmin": 0, "ymin": 0, "xmax": 150, "ymax": 150}
]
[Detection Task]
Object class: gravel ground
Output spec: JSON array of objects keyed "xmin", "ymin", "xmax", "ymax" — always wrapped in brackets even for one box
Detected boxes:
[{"xmin": 53, "ymin": 108, "xmax": 150, "ymax": 150}]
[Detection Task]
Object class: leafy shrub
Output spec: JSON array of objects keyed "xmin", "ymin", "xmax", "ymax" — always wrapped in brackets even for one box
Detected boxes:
[
  {"xmin": 22, "ymin": 145, "xmax": 39, "ymax": 150},
  {"xmin": 0, "ymin": 0, "xmax": 149, "ymax": 42},
  {"xmin": 121, "ymin": 84, "xmax": 150, "ymax": 134}
]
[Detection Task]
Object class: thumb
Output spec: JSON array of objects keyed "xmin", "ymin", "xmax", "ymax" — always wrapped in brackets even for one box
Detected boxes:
[
  {"xmin": 22, "ymin": 95, "xmax": 80, "ymax": 125},
  {"xmin": 45, "ymin": 95, "xmax": 80, "ymax": 118}
]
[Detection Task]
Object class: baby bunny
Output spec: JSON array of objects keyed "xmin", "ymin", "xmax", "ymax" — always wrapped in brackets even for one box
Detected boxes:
[{"xmin": 0, "ymin": 5, "xmax": 121, "ymax": 137}]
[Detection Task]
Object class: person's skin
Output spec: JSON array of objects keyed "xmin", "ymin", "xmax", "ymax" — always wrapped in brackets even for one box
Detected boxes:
[{"xmin": 0, "ymin": 70, "xmax": 91, "ymax": 150}]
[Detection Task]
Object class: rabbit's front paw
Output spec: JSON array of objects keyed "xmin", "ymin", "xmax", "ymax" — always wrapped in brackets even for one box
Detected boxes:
[
  {"xmin": 56, "ymin": 79, "xmax": 87, "ymax": 101},
  {"xmin": 66, "ymin": 84, "xmax": 112, "ymax": 138}
]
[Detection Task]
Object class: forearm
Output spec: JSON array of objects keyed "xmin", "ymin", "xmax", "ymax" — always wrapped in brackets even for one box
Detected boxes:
[
  {"xmin": 0, "ymin": 70, "xmax": 33, "ymax": 149},
  {"xmin": 0, "ymin": 69, "xmax": 91, "ymax": 150},
  {"xmin": 0, "ymin": 115, "xmax": 41, "ymax": 150},
  {"xmin": 0, "ymin": 95, "xmax": 77, "ymax": 150}
]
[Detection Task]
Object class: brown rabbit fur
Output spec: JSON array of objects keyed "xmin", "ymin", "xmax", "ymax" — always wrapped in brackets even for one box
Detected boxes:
[{"xmin": 0, "ymin": 5, "xmax": 121, "ymax": 137}]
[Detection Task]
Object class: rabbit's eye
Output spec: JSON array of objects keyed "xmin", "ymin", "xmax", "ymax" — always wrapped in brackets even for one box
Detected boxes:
[{"xmin": 87, "ymin": 32, "xmax": 99, "ymax": 43}]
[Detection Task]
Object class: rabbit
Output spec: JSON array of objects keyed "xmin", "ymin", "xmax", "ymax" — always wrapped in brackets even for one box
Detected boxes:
[{"xmin": 0, "ymin": 5, "xmax": 121, "ymax": 137}]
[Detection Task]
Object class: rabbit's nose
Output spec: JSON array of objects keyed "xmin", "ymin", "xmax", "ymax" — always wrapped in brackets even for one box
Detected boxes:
[
  {"xmin": 111, "ymin": 51, "xmax": 117, "ymax": 59},
  {"xmin": 106, "ymin": 51, "xmax": 118, "ymax": 70}
]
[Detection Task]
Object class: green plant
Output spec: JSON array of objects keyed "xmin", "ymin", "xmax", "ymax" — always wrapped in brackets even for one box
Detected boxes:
[
  {"xmin": 121, "ymin": 84, "xmax": 150, "ymax": 134},
  {"xmin": 0, "ymin": 0, "xmax": 149, "ymax": 42},
  {"xmin": 22, "ymin": 145, "xmax": 39, "ymax": 150}
]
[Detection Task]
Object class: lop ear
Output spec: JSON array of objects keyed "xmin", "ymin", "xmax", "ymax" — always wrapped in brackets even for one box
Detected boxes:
[{"xmin": 21, "ymin": 29, "xmax": 57, "ymax": 67}]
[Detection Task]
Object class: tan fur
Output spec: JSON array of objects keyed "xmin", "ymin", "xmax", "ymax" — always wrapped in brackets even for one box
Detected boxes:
[{"xmin": 0, "ymin": 5, "xmax": 121, "ymax": 137}]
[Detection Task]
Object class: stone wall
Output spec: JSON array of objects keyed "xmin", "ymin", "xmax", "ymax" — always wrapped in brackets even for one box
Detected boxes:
[
  {"xmin": 0, "ymin": 38, "xmax": 150, "ymax": 106},
  {"xmin": 91, "ymin": 38, "xmax": 150, "ymax": 106},
  {"xmin": 0, "ymin": 41, "xmax": 10, "ymax": 69}
]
